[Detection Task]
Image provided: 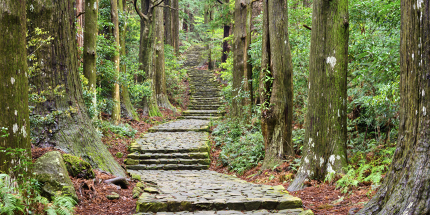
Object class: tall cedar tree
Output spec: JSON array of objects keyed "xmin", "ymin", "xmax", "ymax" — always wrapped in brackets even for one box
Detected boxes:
[
  {"xmin": 27, "ymin": 0, "xmax": 125, "ymax": 177},
  {"xmin": 232, "ymin": 0, "xmax": 252, "ymax": 118},
  {"xmin": 172, "ymin": 0, "xmax": 179, "ymax": 55},
  {"xmin": 135, "ymin": 0, "xmax": 162, "ymax": 116},
  {"xmin": 154, "ymin": 3, "xmax": 176, "ymax": 111},
  {"xmin": 119, "ymin": 0, "xmax": 140, "ymax": 121},
  {"xmin": 260, "ymin": 0, "xmax": 294, "ymax": 168},
  {"xmin": 111, "ymin": 0, "xmax": 121, "ymax": 124},
  {"xmin": 358, "ymin": 0, "xmax": 430, "ymax": 214},
  {"xmin": 288, "ymin": 0, "xmax": 349, "ymax": 191},
  {"xmin": 0, "ymin": 0, "xmax": 30, "ymax": 174},
  {"xmin": 83, "ymin": 0, "xmax": 99, "ymax": 118}
]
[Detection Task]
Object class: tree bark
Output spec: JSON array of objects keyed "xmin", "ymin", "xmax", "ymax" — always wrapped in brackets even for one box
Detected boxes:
[
  {"xmin": 27, "ymin": 0, "xmax": 125, "ymax": 177},
  {"xmin": 357, "ymin": 0, "xmax": 430, "ymax": 214},
  {"xmin": 137, "ymin": 0, "xmax": 162, "ymax": 116},
  {"xmin": 288, "ymin": 0, "xmax": 348, "ymax": 191},
  {"xmin": 260, "ymin": 0, "xmax": 294, "ymax": 169},
  {"xmin": 172, "ymin": 0, "xmax": 179, "ymax": 55},
  {"xmin": 119, "ymin": 0, "xmax": 139, "ymax": 121},
  {"xmin": 164, "ymin": 0, "xmax": 172, "ymax": 45},
  {"xmin": 221, "ymin": 24, "xmax": 230, "ymax": 63},
  {"xmin": 204, "ymin": 5, "xmax": 215, "ymax": 70},
  {"xmin": 83, "ymin": 0, "xmax": 99, "ymax": 119},
  {"xmin": 111, "ymin": 0, "xmax": 121, "ymax": 124},
  {"xmin": 232, "ymin": 0, "xmax": 247, "ymax": 118},
  {"xmin": 154, "ymin": 3, "xmax": 176, "ymax": 111},
  {"xmin": 0, "ymin": 0, "xmax": 30, "ymax": 175}
]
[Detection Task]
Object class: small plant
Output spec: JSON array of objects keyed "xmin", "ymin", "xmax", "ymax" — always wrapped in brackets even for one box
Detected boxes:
[
  {"xmin": 213, "ymin": 120, "xmax": 265, "ymax": 175},
  {"xmin": 100, "ymin": 121, "xmax": 137, "ymax": 137}
]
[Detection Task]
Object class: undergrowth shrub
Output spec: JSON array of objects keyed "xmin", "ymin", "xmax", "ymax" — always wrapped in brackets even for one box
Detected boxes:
[
  {"xmin": 99, "ymin": 121, "xmax": 137, "ymax": 138},
  {"xmin": 212, "ymin": 120, "xmax": 265, "ymax": 175},
  {"xmin": 335, "ymin": 144, "xmax": 396, "ymax": 193}
]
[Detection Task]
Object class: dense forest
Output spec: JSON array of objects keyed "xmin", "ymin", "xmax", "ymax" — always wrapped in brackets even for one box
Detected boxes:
[{"xmin": 1, "ymin": 0, "xmax": 429, "ymax": 214}]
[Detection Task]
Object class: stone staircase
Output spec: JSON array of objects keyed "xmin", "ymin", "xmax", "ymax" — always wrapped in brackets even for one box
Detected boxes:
[
  {"xmin": 182, "ymin": 69, "xmax": 225, "ymax": 120},
  {"xmin": 125, "ymin": 45, "xmax": 304, "ymax": 214}
]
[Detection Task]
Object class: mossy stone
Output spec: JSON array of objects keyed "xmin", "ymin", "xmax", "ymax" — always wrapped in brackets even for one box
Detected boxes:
[
  {"xmin": 62, "ymin": 154, "xmax": 95, "ymax": 179},
  {"xmin": 33, "ymin": 151, "xmax": 78, "ymax": 202},
  {"xmin": 107, "ymin": 192, "xmax": 120, "ymax": 200},
  {"xmin": 299, "ymin": 209, "xmax": 314, "ymax": 215},
  {"xmin": 132, "ymin": 173, "xmax": 142, "ymax": 181}
]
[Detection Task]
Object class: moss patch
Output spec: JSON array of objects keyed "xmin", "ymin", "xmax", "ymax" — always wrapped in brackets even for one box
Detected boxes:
[{"xmin": 62, "ymin": 154, "xmax": 95, "ymax": 179}]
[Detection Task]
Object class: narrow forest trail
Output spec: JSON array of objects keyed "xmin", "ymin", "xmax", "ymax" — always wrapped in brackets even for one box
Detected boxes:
[{"xmin": 124, "ymin": 46, "xmax": 304, "ymax": 214}]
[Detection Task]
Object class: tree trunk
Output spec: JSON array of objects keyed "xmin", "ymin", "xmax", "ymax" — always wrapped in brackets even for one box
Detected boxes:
[
  {"xmin": 119, "ymin": 0, "xmax": 139, "ymax": 121},
  {"xmin": 172, "ymin": 0, "xmax": 180, "ymax": 55},
  {"xmin": 0, "ymin": 0, "xmax": 30, "ymax": 175},
  {"xmin": 222, "ymin": 24, "xmax": 230, "ymax": 63},
  {"xmin": 164, "ymin": 0, "xmax": 172, "ymax": 45},
  {"xmin": 204, "ymin": 5, "xmax": 214, "ymax": 70},
  {"xmin": 154, "ymin": 3, "xmax": 176, "ymax": 112},
  {"xmin": 138, "ymin": 0, "xmax": 162, "ymax": 116},
  {"xmin": 244, "ymin": 0, "xmax": 253, "ymax": 110},
  {"xmin": 232, "ymin": 0, "xmax": 247, "ymax": 118},
  {"xmin": 27, "ymin": 0, "xmax": 125, "ymax": 177},
  {"xmin": 111, "ymin": 0, "xmax": 121, "ymax": 124},
  {"xmin": 288, "ymin": 0, "xmax": 348, "ymax": 191},
  {"xmin": 357, "ymin": 1, "xmax": 430, "ymax": 214},
  {"xmin": 260, "ymin": 0, "xmax": 294, "ymax": 169},
  {"xmin": 76, "ymin": 0, "xmax": 85, "ymax": 47},
  {"xmin": 83, "ymin": 0, "xmax": 98, "ymax": 119}
]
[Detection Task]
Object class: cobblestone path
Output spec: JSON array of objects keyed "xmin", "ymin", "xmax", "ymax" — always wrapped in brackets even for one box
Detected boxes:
[{"xmin": 126, "ymin": 46, "xmax": 304, "ymax": 214}]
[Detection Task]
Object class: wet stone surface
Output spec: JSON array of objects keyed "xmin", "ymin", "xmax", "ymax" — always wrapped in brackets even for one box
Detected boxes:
[
  {"xmin": 136, "ymin": 132, "xmax": 209, "ymax": 152},
  {"xmin": 135, "ymin": 208, "xmax": 304, "ymax": 215},
  {"xmin": 129, "ymin": 170, "xmax": 302, "ymax": 213},
  {"xmin": 149, "ymin": 120, "xmax": 210, "ymax": 132}
]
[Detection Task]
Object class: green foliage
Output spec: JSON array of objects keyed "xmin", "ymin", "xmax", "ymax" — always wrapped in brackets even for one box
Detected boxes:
[
  {"xmin": 213, "ymin": 120, "xmax": 265, "ymax": 175},
  {"xmin": 0, "ymin": 127, "xmax": 8, "ymax": 138},
  {"xmin": 336, "ymin": 145, "xmax": 396, "ymax": 193},
  {"xmin": 99, "ymin": 121, "xmax": 137, "ymax": 137},
  {"xmin": 165, "ymin": 45, "xmax": 188, "ymax": 108}
]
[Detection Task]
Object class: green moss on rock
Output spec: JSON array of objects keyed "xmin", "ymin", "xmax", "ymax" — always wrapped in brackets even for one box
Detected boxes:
[
  {"xmin": 33, "ymin": 151, "xmax": 78, "ymax": 201},
  {"xmin": 62, "ymin": 154, "xmax": 95, "ymax": 179}
]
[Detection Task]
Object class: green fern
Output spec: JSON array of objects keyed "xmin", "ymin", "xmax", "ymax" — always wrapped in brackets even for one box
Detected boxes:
[
  {"xmin": 0, "ymin": 174, "xmax": 24, "ymax": 215},
  {"xmin": 45, "ymin": 192, "xmax": 77, "ymax": 215}
]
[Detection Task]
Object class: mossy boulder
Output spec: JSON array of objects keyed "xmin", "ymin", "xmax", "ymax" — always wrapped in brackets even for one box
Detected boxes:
[
  {"xmin": 33, "ymin": 151, "xmax": 78, "ymax": 201},
  {"xmin": 62, "ymin": 154, "xmax": 95, "ymax": 179}
]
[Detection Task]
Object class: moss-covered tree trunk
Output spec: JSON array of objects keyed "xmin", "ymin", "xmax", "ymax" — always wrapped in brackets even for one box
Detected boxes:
[
  {"xmin": 111, "ymin": 0, "xmax": 121, "ymax": 124},
  {"xmin": 0, "ymin": 0, "xmax": 30, "ymax": 175},
  {"xmin": 83, "ymin": 0, "xmax": 99, "ymax": 119},
  {"xmin": 260, "ymin": 0, "xmax": 294, "ymax": 169},
  {"xmin": 288, "ymin": 0, "xmax": 348, "ymax": 191},
  {"xmin": 136, "ymin": 0, "xmax": 162, "ymax": 116},
  {"xmin": 357, "ymin": 1, "xmax": 430, "ymax": 214},
  {"xmin": 27, "ymin": 0, "xmax": 125, "ymax": 177},
  {"xmin": 172, "ymin": 0, "xmax": 180, "ymax": 56},
  {"xmin": 154, "ymin": 3, "xmax": 176, "ymax": 112},
  {"xmin": 119, "ymin": 0, "xmax": 139, "ymax": 121}
]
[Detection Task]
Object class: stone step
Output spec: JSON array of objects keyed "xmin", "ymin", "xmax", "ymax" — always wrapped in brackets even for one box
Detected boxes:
[
  {"xmin": 148, "ymin": 119, "xmax": 210, "ymax": 132},
  {"xmin": 137, "ymin": 158, "xmax": 211, "ymax": 165},
  {"xmin": 182, "ymin": 110, "xmax": 225, "ymax": 116},
  {"xmin": 128, "ymin": 152, "xmax": 209, "ymax": 160},
  {"xmin": 127, "ymin": 164, "xmax": 209, "ymax": 171},
  {"xmin": 179, "ymin": 116, "xmax": 221, "ymax": 120},
  {"xmin": 189, "ymin": 103, "xmax": 223, "ymax": 107},
  {"xmin": 129, "ymin": 170, "xmax": 303, "ymax": 213},
  {"xmin": 135, "ymin": 208, "xmax": 305, "ymax": 215},
  {"xmin": 189, "ymin": 106, "xmax": 221, "ymax": 110}
]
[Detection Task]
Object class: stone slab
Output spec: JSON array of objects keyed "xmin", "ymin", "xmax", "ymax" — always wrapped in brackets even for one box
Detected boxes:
[
  {"xmin": 129, "ymin": 170, "xmax": 302, "ymax": 213},
  {"xmin": 148, "ymin": 120, "xmax": 210, "ymax": 132}
]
